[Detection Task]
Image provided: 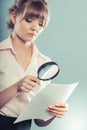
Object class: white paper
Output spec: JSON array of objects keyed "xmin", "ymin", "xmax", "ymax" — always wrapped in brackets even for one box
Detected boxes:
[{"xmin": 14, "ymin": 82, "xmax": 79, "ymax": 123}]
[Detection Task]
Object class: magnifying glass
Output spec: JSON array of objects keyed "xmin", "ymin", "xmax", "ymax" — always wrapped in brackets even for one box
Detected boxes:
[
  {"xmin": 37, "ymin": 61, "xmax": 60, "ymax": 81},
  {"xmin": 29, "ymin": 61, "xmax": 60, "ymax": 99}
]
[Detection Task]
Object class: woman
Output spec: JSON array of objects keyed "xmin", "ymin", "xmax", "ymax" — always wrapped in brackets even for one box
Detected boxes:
[{"xmin": 0, "ymin": 0, "xmax": 68, "ymax": 130}]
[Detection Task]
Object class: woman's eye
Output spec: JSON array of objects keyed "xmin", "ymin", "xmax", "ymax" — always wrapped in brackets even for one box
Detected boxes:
[
  {"xmin": 39, "ymin": 21, "xmax": 45, "ymax": 27},
  {"xmin": 25, "ymin": 18, "xmax": 32, "ymax": 23}
]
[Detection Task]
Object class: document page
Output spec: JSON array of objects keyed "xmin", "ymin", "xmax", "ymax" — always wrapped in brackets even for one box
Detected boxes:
[{"xmin": 14, "ymin": 82, "xmax": 79, "ymax": 123}]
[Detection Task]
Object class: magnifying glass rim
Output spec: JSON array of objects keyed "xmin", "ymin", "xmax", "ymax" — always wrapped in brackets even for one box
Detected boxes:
[{"xmin": 37, "ymin": 61, "xmax": 60, "ymax": 81}]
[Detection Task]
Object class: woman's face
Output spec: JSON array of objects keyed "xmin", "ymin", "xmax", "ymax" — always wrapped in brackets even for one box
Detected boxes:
[{"xmin": 12, "ymin": 13, "xmax": 46, "ymax": 43}]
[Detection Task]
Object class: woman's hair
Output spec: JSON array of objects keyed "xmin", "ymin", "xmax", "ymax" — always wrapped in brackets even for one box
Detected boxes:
[{"xmin": 7, "ymin": 0, "xmax": 50, "ymax": 30}]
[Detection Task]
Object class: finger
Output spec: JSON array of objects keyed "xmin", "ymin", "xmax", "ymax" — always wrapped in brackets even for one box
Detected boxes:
[
  {"xmin": 56, "ymin": 103, "xmax": 68, "ymax": 108},
  {"xmin": 48, "ymin": 106, "xmax": 68, "ymax": 112},
  {"xmin": 48, "ymin": 108, "xmax": 68, "ymax": 118},
  {"xmin": 27, "ymin": 80, "xmax": 39, "ymax": 88},
  {"xmin": 28, "ymin": 76, "xmax": 40, "ymax": 85},
  {"xmin": 48, "ymin": 110, "xmax": 67, "ymax": 118},
  {"xmin": 21, "ymin": 82, "xmax": 34, "ymax": 92},
  {"xmin": 48, "ymin": 108, "xmax": 67, "ymax": 115},
  {"xmin": 24, "ymin": 76, "xmax": 40, "ymax": 86},
  {"xmin": 21, "ymin": 86, "xmax": 30, "ymax": 92},
  {"xmin": 48, "ymin": 108, "xmax": 68, "ymax": 113}
]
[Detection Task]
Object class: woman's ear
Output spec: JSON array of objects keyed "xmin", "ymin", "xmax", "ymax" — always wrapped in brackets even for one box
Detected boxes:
[{"xmin": 10, "ymin": 11, "xmax": 17, "ymax": 25}]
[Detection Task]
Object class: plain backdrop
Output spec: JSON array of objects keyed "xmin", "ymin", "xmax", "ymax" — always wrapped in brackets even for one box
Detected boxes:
[{"xmin": 0, "ymin": 0, "xmax": 87, "ymax": 130}]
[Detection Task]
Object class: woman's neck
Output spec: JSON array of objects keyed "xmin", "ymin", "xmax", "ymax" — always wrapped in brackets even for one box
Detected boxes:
[
  {"xmin": 11, "ymin": 33, "xmax": 33, "ymax": 70},
  {"xmin": 11, "ymin": 32, "xmax": 32, "ymax": 49}
]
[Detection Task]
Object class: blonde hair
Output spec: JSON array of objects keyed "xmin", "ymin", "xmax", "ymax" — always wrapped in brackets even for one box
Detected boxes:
[{"xmin": 7, "ymin": 0, "xmax": 50, "ymax": 30}]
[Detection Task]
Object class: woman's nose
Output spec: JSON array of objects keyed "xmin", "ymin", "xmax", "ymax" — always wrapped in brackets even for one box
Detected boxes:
[{"xmin": 31, "ymin": 21, "xmax": 39, "ymax": 31}]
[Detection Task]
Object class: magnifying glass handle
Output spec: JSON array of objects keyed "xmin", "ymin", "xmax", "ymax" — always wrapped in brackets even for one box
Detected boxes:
[{"xmin": 28, "ymin": 80, "xmax": 50, "ymax": 101}]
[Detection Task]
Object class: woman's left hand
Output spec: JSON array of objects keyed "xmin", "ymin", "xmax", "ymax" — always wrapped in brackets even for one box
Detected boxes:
[{"xmin": 48, "ymin": 103, "xmax": 68, "ymax": 118}]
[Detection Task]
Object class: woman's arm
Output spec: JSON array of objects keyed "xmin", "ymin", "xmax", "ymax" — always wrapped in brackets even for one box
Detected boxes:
[
  {"xmin": 0, "ymin": 83, "xmax": 17, "ymax": 108},
  {"xmin": 0, "ymin": 83, "xmax": 18, "ymax": 108},
  {"xmin": 34, "ymin": 116, "xmax": 56, "ymax": 127},
  {"xmin": 0, "ymin": 76, "xmax": 40, "ymax": 108}
]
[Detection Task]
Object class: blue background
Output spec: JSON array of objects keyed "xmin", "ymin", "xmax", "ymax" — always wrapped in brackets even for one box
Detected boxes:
[{"xmin": 0, "ymin": 0, "xmax": 87, "ymax": 130}]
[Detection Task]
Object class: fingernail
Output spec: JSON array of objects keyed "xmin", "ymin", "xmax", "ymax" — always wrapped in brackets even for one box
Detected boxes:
[{"xmin": 48, "ymin": 106, "xmax": 53, "ymax": 109}]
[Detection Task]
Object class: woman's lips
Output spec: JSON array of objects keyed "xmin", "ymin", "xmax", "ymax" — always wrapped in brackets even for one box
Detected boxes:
[{"xmin": 28, "ymin": 33, "xmax": 36, "ymax": 37}]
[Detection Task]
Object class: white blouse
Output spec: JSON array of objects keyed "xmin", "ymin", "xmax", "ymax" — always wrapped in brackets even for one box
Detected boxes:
[{"xmin": 0, "ymin": 36, "xmax": 50, "ymax": 117}]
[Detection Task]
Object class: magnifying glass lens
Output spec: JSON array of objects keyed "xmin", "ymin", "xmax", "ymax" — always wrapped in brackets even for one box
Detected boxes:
[{"xmin": 37, "ymin": 62, "xmax": 60, "ymax": 81}]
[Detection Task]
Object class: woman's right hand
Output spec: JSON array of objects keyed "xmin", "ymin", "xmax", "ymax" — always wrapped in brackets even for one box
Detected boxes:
[{"xmin": 16, "ymin": 75, "xmax": 40, "ymax": 93}]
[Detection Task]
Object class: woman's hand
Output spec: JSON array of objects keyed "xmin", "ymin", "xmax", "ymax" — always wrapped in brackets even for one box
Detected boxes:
[
  {"xmin": 48, "ymin": 103, "xmax": 68, "ymax": 118},
  {"xmin": 16, "ymin": 75, "xmax": 40, "ymax": 93},
  {"xmin": 34, "ymin": 103, "xmax": 68, "ymax": 127}
]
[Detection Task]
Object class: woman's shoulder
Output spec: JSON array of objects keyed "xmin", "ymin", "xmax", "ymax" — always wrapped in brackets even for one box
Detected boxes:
[
  {"xmin": 38, "ymin": 52, "xmax": 50, "ymax": 61},
  {"xmin": 37, "ymin": 52, "xmax": 51, "ymax": 67},
  {"xmin": 0, "ymin": 37, "xmax": 11, "ymax": 50},
  {"xmin": 0, "ymin": 38, "xmax": 8, "ymax": 47},
  {"xmin": 33, "ymin": 43, "xmax": 51, "ymax": 62}
]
